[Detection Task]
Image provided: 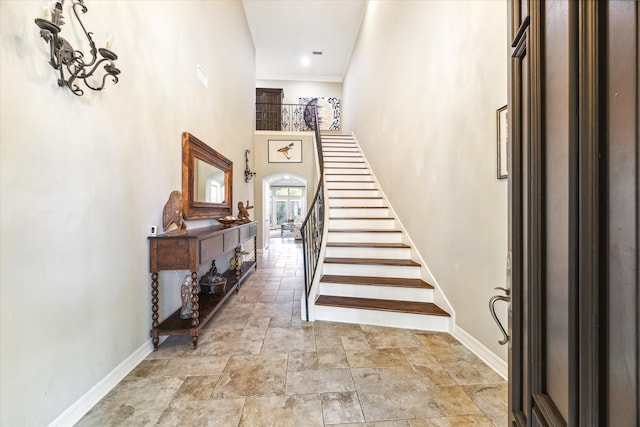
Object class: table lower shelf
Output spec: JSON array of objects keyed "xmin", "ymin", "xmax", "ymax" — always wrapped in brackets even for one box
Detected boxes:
[{"xmin": 151, "ymin": 260, "xmax": 256, "ymax": 338}]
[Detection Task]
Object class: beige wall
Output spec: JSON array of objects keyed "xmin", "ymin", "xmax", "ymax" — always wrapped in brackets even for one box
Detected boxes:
[
  {"xmin": 342, "ymin": 1, "xmax": 509, "ymax": 361},
  {"xmin": 252, "ymin": 132, "xmax": 317, "ymax": 250},
  {"xmin": 0, "ymin": 1, "xmax": 255, "ymax": 425}
]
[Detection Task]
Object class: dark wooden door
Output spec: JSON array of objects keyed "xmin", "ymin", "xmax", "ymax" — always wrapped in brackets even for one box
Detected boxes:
[
  {"xmin": 508, "ymin": 1, "xmax": 638, "ymax": 425},
  {"xmin": 256, "ymin": 88, "xmax": 283, "ymax": 131}
]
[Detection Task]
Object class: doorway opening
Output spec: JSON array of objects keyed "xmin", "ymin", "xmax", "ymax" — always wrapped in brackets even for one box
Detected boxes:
[{"xmin": 262, "ymin": 173, "xmax": 307, "ymax": 250}]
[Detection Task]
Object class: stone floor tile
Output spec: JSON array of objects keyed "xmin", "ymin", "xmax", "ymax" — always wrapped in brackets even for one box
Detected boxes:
[
  {"xmin": 351, "ymin": 366, "xmax": 443, "ymax": 421},
  {"xmin": 345, "ymin": 348, "xmax": 408, "ymax": 368},
  {"xmin": 192, "ymin": 329, "xmax": 263, "ymax": 357},
  {"xmin": 173, "ymin": 375, "xmax": 220, "ymax": 401},
  {"xmin": 240, "ymin": 316, "xmax": 270, "ymax": 340},
  {"xmin": 408, "ymin": 415, "xmax": 495, "ymax": 426},
  {"xmin": 261, "ymin": 326, "xmax": 316, "ymax": 353},
  {"xmin": 428, "ymin": 385, "xmax": 483, "ymax": 416},
  {"xmin": 286, "ymin": 368, "xmax": 355, "ymax": 394},
  {"xmin": 463, "ymin": 383, "xmax": 508, "ymax": 426},
  {"xmin": 126, "ymin": 359, "xmax": 168, "ymax": 379},
  {"xmin": 154, "ymin": 398, "xmax": 245, "ymax": 426},
  {"xmin": 321, "ymin": 391, "xmax": 365, "ymax": 424},
  {"xmin": 287, "ymin": 351, "xmax": 319, "ymax": 371},
  {"xmin": 360, "ymin": 325, "xmax": 422, "ymax": 348},
  {"xmin": 76, "ymin": 377, "xmax": 183, "ymax": 426},
  {"xmin": 400, "ymin": 348, "xmax": 457, "ymax": 387},
  {"xmin": 212, "ymin": 353, "xmax": 287, "ymax": 398},
  {"xmin": 239, "ymin": 394, "xmax": 324, "ymax": 427},
  {"xmin": 155, "ymin": 356, "xmax": 229, "ymax": 377},
  {"xmin": 330, "ymin": 421, "xmax": 411, "ymax": 426},
  {"xmin": 317, "ymin": 346, "xmax": 350, "ymax": 369}
]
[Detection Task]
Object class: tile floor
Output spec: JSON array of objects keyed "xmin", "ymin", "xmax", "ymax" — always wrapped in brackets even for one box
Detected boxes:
[{"xmin": 78, "ymin": 235, "xmax": 508, "ymax": 426}]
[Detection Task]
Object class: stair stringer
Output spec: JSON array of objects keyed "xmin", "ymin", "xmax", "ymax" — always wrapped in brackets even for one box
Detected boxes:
[
  {"xmin": 349, "ymin": 131, "xmax": 455, "ymax": 325},
  {"xmin": 310, "ymin": 131, "xmax": 455, "ymax": 331}
]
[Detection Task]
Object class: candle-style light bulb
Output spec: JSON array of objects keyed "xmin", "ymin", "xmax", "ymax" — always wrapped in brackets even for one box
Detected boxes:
[
  {"xmin": 43, "ymin": 6, "xmax": 51, "ymax": 20},
  {"xmin": 105, "ymin": 32, "xmax": 114, "ymax": 50}
]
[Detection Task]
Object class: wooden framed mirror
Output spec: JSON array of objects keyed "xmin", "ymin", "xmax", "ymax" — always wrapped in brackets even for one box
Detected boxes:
[{"xmin": 182, "ymin": 132, "xmax": 233, "ymax": 219}]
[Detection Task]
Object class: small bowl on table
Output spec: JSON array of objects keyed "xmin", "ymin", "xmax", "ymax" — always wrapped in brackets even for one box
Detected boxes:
[{"xmin": 218, "ymin": 217, "xmax": 237, "ymax": 228}]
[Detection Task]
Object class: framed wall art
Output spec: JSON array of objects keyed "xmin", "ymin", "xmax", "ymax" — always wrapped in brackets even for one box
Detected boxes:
[
  {"xmin": 497, "ymin": 105, "xmax": 508, "ymax": 179},
  {"xmin": 268, "ymin": 139, "xmax": 302, "ymax": 163}
]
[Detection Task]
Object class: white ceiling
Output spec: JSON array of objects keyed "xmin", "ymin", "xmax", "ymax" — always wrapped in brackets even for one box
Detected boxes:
[{"xmin": 241, "ymin": 0, "xmax": 368, "ymax": 82}]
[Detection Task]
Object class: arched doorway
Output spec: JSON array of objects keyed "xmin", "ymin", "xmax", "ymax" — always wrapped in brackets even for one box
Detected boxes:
[{"xmin": 261, "ymin": 173, "xmax": 307, "ymax": 250}]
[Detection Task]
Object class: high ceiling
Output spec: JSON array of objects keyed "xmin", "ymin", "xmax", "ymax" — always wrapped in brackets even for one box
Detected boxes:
[{"xmin": 241, "ymin": 0, "xmax": 368, "ymax": 82}]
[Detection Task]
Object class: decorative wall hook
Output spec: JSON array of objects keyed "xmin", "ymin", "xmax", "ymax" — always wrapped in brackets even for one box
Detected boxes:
[
  {"xmin": 34, "ymin": 0, "xmax": 121, "ymax": 96},
  {"xmin": 244, "ymin": 149, "xmax": 256, "ymax": 182}
]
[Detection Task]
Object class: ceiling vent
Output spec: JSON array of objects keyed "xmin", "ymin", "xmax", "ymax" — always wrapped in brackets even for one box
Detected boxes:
[{"xmin": 312, "ymin": 51, "xmax": 323, "ymax": 55}]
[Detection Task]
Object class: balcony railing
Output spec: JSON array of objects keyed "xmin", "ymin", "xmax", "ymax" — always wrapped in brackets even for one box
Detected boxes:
[{"xmin": 256, "ymin": 103, "xmax": 314, "ymax": 132}]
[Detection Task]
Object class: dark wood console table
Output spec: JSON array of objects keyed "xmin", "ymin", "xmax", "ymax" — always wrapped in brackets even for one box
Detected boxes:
[{"xmin": 148, "ymin": 221, "xmax": 257, "ymax": 350}]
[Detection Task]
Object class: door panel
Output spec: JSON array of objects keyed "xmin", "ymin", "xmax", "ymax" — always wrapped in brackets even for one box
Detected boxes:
[
  {"xmin": 543, "ymin": 1, "xmax": 570, "ymax": 420},
  {"xmin": 508, "ymin": 0, "xmax": 638, "ymax": 425}
]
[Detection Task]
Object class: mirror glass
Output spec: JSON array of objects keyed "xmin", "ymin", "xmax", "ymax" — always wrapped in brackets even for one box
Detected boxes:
[
  {"xmin": 194, "ymin": 158, "xmax": 226, "ymax": 203},
  {"xmin": 182, "ymin": 132, "xmax": 233, "ymax": 219}
]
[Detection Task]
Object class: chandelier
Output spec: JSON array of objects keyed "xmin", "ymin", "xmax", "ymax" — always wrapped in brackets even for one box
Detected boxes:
[{"xmin": 34, "ymin": 0, "xmax": 121, "ymax": 96}]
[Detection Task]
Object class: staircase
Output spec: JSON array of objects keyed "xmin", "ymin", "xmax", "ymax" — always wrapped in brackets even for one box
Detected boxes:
[{"xmin": 312, "ymin": 134, "xmax": 451, "ymax": 331}]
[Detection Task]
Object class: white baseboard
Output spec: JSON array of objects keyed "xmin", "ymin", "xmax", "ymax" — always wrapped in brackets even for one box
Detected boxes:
[
  {"xmin": 453, "ymin": 326, "xmax": 508, "ymax": 380},
  {"xmin": 48, "ymin": 337, "xmax": 162, "ymax": 427}
]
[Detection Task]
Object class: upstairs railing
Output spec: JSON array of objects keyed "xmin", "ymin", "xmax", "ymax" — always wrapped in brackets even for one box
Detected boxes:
[
  {"xmin": 256, "ymin": 103, "xmax": 316, "ymax": 132},
  {"xmin": 300, "ymin": 108, "xmax": 325, "ymax": 321}
]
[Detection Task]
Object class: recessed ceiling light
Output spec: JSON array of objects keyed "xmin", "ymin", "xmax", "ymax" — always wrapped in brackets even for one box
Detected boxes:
[{"xmin": 301, "ymin": 56, "xmax": 310, "ymax": 67}]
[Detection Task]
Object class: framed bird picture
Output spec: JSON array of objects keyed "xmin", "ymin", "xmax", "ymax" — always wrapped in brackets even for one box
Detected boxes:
[{"xmin": 268, "ymin": 139, "xmax": 302, "ymax": 163}]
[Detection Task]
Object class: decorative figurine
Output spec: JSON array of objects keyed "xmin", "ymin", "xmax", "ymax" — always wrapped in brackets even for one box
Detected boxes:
[
  {"xmin": 162, "ymin": 190, "xmax": 187, "ymax": 235},
  {"xmin": 179, "ymin": 274, "xmax": 194, "ymax": 319},
  {"xmin": 200, "ymin": 260, "xmax": 227, "ymax": 295},
  {"xmin": 237, "ymin": 200, "xmax": 254, "ymax": 222}
]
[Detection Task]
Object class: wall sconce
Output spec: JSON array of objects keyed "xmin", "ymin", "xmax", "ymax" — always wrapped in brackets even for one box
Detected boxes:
[
  {"xmin": 34, "ymin": 0, "xmax": 121, "ymax": 96},
  {"xmin": 244, "ymin": 149, "xmax": 256, "ymax": 182}
]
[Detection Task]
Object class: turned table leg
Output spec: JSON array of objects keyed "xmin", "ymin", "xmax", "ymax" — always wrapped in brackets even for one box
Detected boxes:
[
  {"xmin": 190, "ymin": 271, "xmax": 199, "ymax": 349},
  {"xmin": 150, "ymin": 272, "xmax": 160, "ymax": 350}
]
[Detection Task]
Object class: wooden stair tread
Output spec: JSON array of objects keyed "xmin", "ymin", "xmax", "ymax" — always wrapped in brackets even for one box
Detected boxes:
[
  {"xmin": 330, "ymin": 206, "xmax": 387, "ymax": 209},
  {"xmin": 324, "ymin": 257, "xmax": 420, "ymax": 267},
  {"xmin": 320, "ymin": 274, "xmax": 433, "ymax": 289},
  {"xmin": 329, "ymin": 229, "xmax": 401, "ymax": 233},
  {"xmin": 326, "ymin": 180, "xmax": 374, "ymax": 183},
  {"xmin": 329, "ymin": 217, "xmax": 393, "ymax": 220},
  {"xmin": 328, "ymin": 188, "xmax": 378, "ymax": 191},
  {"xmin": 329, "ymin": 196, "xmax": 383, "ymax": 199},
  {"xmin": 315, "ymin": 295, "xmax": 449, "ymax": 317},
  {"xmin": 326, "ymin": 242, "xmax": 410, "ymax": 248}
]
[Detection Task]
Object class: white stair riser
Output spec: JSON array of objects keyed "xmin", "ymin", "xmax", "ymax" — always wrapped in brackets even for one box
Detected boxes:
[
  {"xmin": 324, "ymin": 148, "xmax": 361, "ymax": 152},
  {"xmin": 329, "ymin": 218, "xmax": 396, "ymax": 229},
  {"xmin": 325, "ymin": 246, "xmax": 411, "ymax": 259},
  {"xmin": 313, "ymin": 305, "xmax": 450, "ymax": 332},
  {"xmin": 327, "ymin": 182, "xmax": 377, "ymax": 190},
  {"xmin": 324, "ymin": 157, "xmax": 365, "ymax": 163},
  {"xmin": 327, "ymin": 231, "xmax": 402, "ymax": 243},
  {"xmin": 325, "ymin": 175, "xmax": 373, "ymax": 182},
  {"xmin": 329, "ymin": 198, "xmax": 386, "ymax": 207},
  {"xmin": 322, "ymin": 263, "xmax": 421, "ymax": 278},
  {"xmin": 328, "ymin": 190, "xmax": 380, "ymax": 198},
  {"xmin": 324, "ymin": 152, "xmax": 362, "ymax": 163},
  {"xmin": 324, "ymin": 168, "xmax": 369, "ymax": 175},
  {"xmin": 324, "ymin": 162, "xmax": 368, "ymax": 169},
  {"xmin": 319, "ymin": 282, "xmax": 434, "ymax": 302},
  {"xmin": 329, "ymin": 208, "xmax": 390, "ymax": 217}
]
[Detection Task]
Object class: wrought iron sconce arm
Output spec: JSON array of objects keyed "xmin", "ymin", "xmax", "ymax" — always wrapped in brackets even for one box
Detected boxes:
[
  {"xmin": 35, "ymin": 0, "xmax": 120, "ymax": 96},
  {"xmin": 244, "ymin": 149, "xmax": 256, "ymax": 182}
]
